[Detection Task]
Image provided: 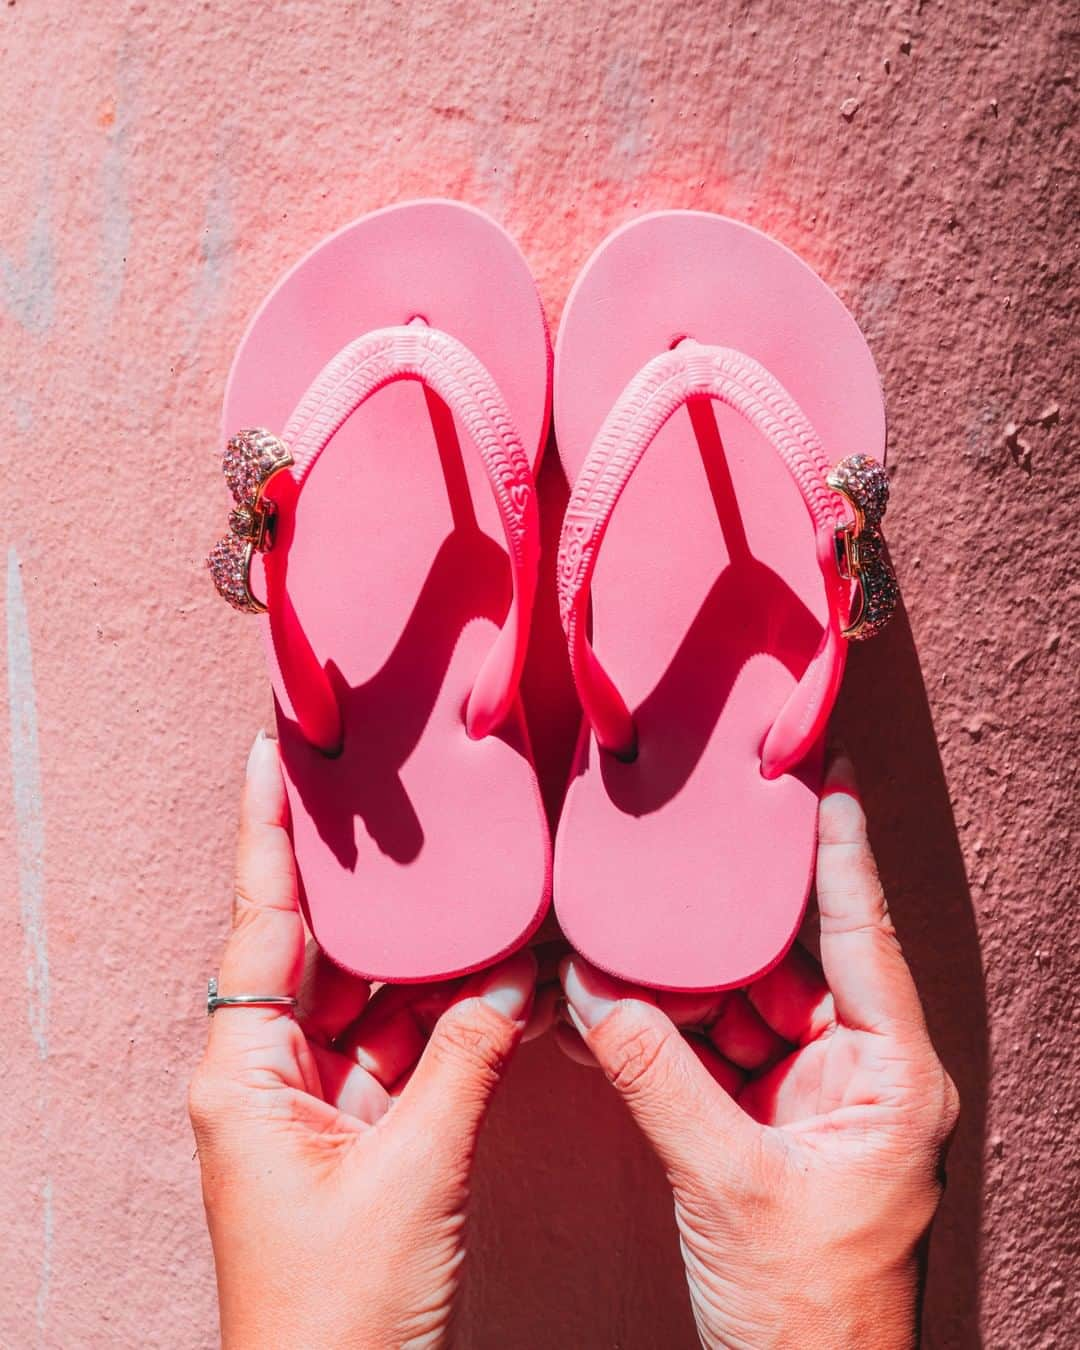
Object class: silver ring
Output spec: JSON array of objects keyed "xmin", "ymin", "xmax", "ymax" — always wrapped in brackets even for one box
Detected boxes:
[{"xmin": 207, "ymin": 977, "xmax": 298, "ymax": 1017}]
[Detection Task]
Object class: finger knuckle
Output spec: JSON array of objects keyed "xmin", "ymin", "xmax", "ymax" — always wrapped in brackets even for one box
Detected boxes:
[
  {"xmin": 874, "ymin": 911, "xmax": 902, "ymax": 950},
  {"xmin": 819, "ymin": 896, "xmax": 895, "ymax": 943},
  {"xmin": 430, "ymin": 1004, "xmax": 513, "ymax": 1084},
  {"xmin": 941, "ymin": 1069, "xmax": 961, "ymax": 1135},
  {"xmin": 230, "ymin": 882, "xmax": 263, "ymax": 930},
  {"xmin": 187, "ymin": 1067, "xmax": 228, "ymax": 1135},
  {"xmin": 607, "ymin": 1018, "xmax": 677, "ymax": 1099}
]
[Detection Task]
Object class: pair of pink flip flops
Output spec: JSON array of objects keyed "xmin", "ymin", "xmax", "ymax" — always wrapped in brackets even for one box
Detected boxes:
[{"xmin": 208, "ymin": 201, "xmax": 896, "ymax": 993}]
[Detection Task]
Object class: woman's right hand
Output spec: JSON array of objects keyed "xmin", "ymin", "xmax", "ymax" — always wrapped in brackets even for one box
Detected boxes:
[{"xmin": 557, "ymin": 755, "xmax": 959, "ymax": 1349}]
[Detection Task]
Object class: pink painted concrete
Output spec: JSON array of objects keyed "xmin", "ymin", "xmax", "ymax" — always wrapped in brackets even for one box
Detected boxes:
[{"xmin": 0, "ymin": 1, "xmax": 1075, "ymax": 1345}]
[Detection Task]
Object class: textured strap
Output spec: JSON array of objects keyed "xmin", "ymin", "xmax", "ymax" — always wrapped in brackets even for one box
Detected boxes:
[
  {"xmin": 556, "ymin": 342, "xmax": 850, "ymax": 779},
  {"xmin": 262, "ymin": 324, "xmax": 539, "ymax": 752}
]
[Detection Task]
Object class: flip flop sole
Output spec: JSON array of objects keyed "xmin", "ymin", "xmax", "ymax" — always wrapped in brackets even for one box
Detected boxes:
[
  {"xmin": 554, "ymin": 212, "xmax": 885, "ymax": 991},
  {"xmin": 224, "ymin": 201, "xmax": 552, "ymax": 982}
]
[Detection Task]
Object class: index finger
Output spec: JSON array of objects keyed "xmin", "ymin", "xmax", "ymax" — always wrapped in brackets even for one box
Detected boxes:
[
  {"xmin": 209, "ymin": 732, "xmax": 305, "ymax": 1045},
  {"xmin": 816, "ymin": 754, "xmax": 928, "ymax": 1036}
]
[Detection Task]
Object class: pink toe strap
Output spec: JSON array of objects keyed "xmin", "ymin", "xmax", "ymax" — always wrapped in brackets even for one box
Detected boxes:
[
  {"xmin": 226, "ymin": 324, "xmax": 539, "ymax": 753},
  {"xmin": 556, "ymin": 341, "xmax": 856, "ymax": 779}
]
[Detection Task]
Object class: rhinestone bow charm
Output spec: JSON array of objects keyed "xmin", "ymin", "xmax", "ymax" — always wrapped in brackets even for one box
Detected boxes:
[
  {"xmin": 207, "ymin": 429, "xmax": 293, "ymax": 613},
  {"xmin": 826, "ymin": 454, "xmax": 898, "ymax": 640}
]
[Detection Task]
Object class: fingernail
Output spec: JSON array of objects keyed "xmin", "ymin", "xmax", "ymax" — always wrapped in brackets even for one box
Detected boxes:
[
  {"xmin": 475, "ymin": 949, "xmax": 537, "ymax": 1023},
  {"xmin": 521, "ymin": 984, "xmax": 559, "ymax": 1043},
  {"xmin": 245, "ymin": 729, "xmax": 268, "ymax": 783},
  {"xmin": 560, "ymin": 956, "xmax": 625, "ymax": 1031},
  {"xmin": 824, "ymin": 751, "xmax": 858, "ymax": 793}
]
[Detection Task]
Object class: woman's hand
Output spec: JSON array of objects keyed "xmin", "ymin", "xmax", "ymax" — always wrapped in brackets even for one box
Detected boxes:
[
  {"xmin": 557, "ymin": 755, "xmax": 959, "ymax": 1350},
  {"xmin": 189, "ymin": 732, "xmax": 538, "ymax": 1350}
]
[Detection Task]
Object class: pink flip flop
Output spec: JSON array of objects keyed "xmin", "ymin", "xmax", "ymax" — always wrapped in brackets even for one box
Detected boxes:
[
  {"xmin": 208, "ymin": 200, "xmax": 552, "ymax": 982},
  {"xmin": 553, "ymin": 211, "xmax": 896, "ymax": 991}
]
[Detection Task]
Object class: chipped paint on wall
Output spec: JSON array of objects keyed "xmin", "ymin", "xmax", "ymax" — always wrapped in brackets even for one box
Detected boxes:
[
  {"xmin": 0, "ymin": 165, "xmax": 55, "ymax": 336},
  {"xmin": 6, "ymin": 548, "xmax": 50, "ymax": 1061}
]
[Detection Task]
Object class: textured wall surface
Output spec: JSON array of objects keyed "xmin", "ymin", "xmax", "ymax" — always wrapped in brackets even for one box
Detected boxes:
[{"xmin": 0, "ymin": 1, "xmax": 1076, "ymax": 1345}]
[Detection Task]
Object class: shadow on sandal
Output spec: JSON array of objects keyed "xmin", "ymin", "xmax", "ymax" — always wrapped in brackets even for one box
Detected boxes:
[{"xmin": 274, "ymin": 382, "xmax": 526, "ymax": 871}]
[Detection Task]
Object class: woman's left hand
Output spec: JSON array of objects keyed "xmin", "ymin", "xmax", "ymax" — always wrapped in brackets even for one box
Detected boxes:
[{"xmin": 189, "ymin": 731, "xmax": 539, "ymax": 1350}]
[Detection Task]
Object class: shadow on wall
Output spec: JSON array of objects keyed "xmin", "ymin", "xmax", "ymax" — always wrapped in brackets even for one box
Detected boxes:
[
  {"xmin": 837, "ymin": 612, "xmax": 987, "ymax": 1350},
  {"xmin": 462, "ymin": 449, "xmax": 987, "ymax": 1349}
]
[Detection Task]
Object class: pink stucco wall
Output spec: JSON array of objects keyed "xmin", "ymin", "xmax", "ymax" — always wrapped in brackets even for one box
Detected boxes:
[{"xmin": 1, "ymin": 1, "xmax": 1075, "ymax": 1345}]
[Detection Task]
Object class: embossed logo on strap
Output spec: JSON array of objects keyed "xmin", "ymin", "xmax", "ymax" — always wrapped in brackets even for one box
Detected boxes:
[{"xmin": 557, "ymin": 511, "xmax": 598, "ymax": 629}]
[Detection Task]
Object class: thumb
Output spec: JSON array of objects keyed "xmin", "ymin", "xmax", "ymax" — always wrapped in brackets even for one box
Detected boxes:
[
  {"xmin": 394, "ymin": 949, "xmax": 536, "ymax": 1165},
  {"xmin": 560, "ymin": 956, "xmax": 759, "ymax": 1189}
]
